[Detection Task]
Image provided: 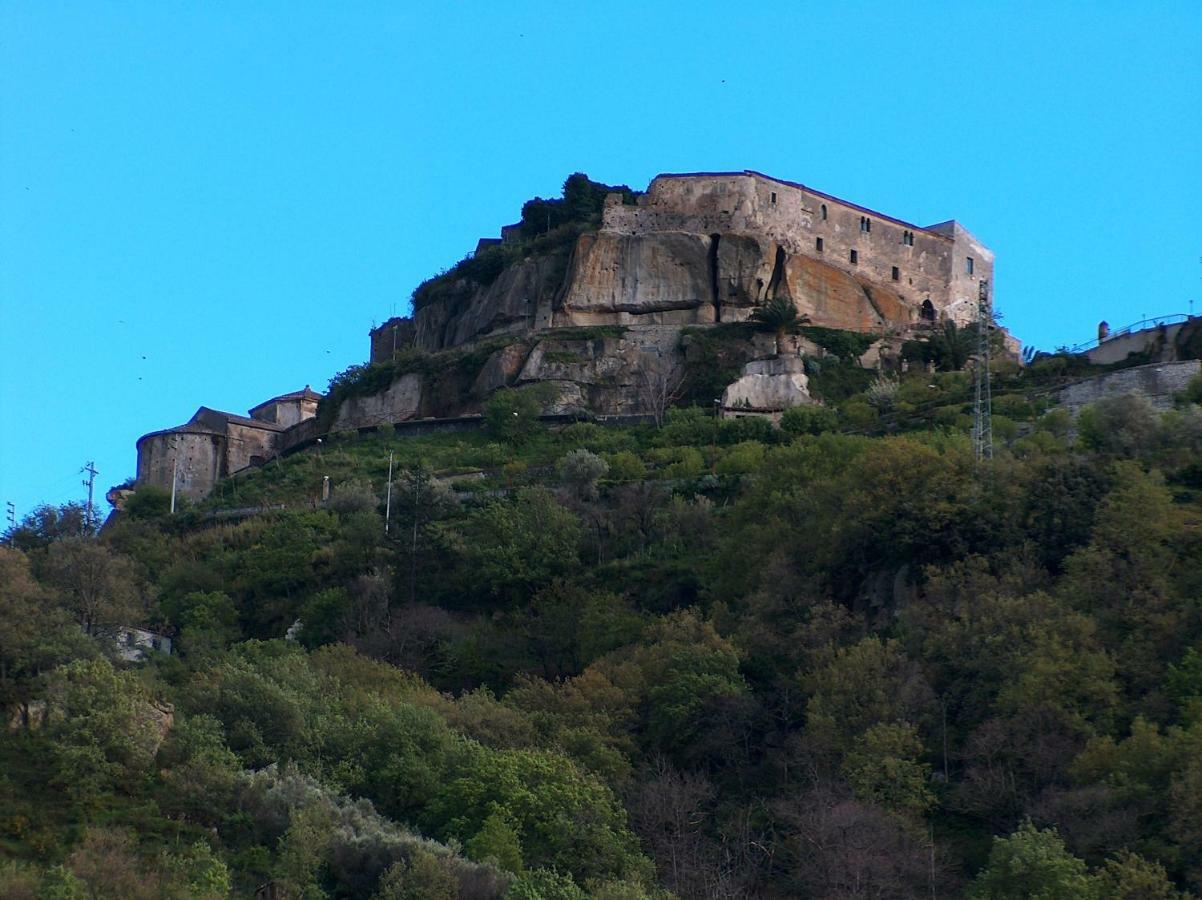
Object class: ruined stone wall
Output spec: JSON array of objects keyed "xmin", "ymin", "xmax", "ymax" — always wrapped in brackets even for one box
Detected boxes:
[{"xmin": 370, "ymin": 317, "xmax": 417, "ymax": 363}]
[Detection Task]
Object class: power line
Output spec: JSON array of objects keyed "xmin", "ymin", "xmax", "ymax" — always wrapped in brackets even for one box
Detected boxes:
[{"xmin": 81, "ymin": 461, "xmax": 98, "ymax": 532}]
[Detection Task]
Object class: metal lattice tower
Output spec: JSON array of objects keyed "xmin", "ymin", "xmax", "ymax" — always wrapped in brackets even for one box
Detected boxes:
[{"xmin": 972, "ymin": 280, "xmax": 993, "ymax": 461}]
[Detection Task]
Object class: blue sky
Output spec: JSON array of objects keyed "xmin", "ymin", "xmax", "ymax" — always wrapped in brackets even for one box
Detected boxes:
[{"xmin": 2, "ymin": 1, "xmax": 1200, "ymax": 517}]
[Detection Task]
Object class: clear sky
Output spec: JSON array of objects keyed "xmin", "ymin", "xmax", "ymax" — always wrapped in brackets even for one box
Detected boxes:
[{"xmin": 2, "ymin": 1, "xmax": 1200, "ymax": 518}]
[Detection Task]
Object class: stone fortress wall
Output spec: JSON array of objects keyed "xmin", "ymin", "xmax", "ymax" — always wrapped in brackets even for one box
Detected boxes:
[{"xmin": 601, "ymin": 171, "xmax": 992, "ymax": 328}]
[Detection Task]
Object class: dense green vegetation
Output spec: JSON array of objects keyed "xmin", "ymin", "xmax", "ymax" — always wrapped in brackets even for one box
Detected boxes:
[{"xmin": 4, "ymin": 368, "xmax": 1202, "ymax": 897}]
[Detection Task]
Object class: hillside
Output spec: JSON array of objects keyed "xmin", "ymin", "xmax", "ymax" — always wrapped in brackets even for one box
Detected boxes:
[{"xmin": 4, "ymin": 361, "xmax": 1202, "ymax": 898}]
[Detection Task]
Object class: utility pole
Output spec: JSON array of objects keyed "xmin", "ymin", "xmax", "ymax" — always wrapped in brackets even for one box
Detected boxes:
[
  {"xmin": 81, "ymin": 461, "xmax": 98, "ymax": 531},
  {"xmin": 384, "ymin": 451, "xmax": 394, "ymax": 534},
  {"xmin": 972, "ymin": 280, "xmax": 993, "ymax": 462},
  {"xmin": 5, "ymin": 501, "xmax": 15, "ymax": 531}
]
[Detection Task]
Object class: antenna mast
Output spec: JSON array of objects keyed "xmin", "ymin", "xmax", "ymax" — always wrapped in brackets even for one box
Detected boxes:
[{"xmin": 972, "ymin": 280, "xmax": 993, "ymax": 462}]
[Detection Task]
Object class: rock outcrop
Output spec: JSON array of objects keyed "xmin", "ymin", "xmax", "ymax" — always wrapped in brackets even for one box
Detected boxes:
[{"xmin": 720, "ymin": 356, "xmax": 814, "ymax": 416}]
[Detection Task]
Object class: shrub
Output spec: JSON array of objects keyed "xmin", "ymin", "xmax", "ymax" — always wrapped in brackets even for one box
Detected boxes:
[
  {"xmin": 1037, "ymin": 408, "xmax": 1073, "ymax": 438},
  {"xmin": 865, "ymin": 376, "xmax": 900, "ymax": 412},
  {"xmin": 839, "ymin": 400, "xmax": 879, "ymax": 429},
  {"xmin": 715, "ymin": 442, "xmax": 766, "ymax": 476},
  {"xmin": 328, "ymin": 478, "xmax": 379, "ymax": 515},
  {"xmin": 1182, "ymin": 372, "xmax": 1202, "ymax": 405},
  {"xmin": 718, "ymin": 415, "xmax": 776, "ymax": 445},
  {"xmin": 604, "ymin": 451, "xmax": 646, "ymax": 483},
  {"xmin": 1077, "ymin": 394, "xmax": 1158, "ymax": 456},
  {"xmin": 780, "ymin": 404, "xmax": 839, "ymax": 437},
  {"xmin": 658, "ymin": 407, "xmax": 720, "ymax": 447},
  {"xmin": 558, "ymin": 450, "xmax": 609, "ymax": 499},
  {"xmin": 485, "ymin": 388, "xmax": 545, "ymax": 444}
]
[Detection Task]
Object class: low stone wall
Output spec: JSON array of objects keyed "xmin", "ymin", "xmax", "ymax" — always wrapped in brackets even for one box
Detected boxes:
[{"xmin": 1057, "ymin": 360, "xmax": 1201, "ymax": 415}]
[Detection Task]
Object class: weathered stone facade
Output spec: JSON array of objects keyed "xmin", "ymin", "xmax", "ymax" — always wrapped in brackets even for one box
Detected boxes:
[{"xmin": 135, "ymin": 387, "xmax": 323, "ymax": 500}]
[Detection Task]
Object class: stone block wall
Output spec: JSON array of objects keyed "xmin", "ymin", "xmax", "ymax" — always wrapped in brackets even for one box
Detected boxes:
[{"xmin": 1057, "ymin": 360, "xmax": 1202, "ymax": 415}]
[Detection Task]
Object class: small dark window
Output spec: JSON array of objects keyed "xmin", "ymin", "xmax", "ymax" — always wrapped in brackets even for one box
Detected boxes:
[
  {"xmin": 892, "ymin": 266, "xmax": 900, "ymax": 281},
  {"xmin": 902, "ymin": 230, "xmax": 914, "ymax": 246},
  {"xmin": 816, "ymin": 237, "xmax": 824, "ymax": 252},
  {"xmin": 966, "ymin": 257, "xmax": 975, "ymax": 275},
  {"xmin": 849, "ymin": 249, "xmax": 858, "ymax": 264},
  {"xmin": 820, "ymin": 203, "xmax": 827, "ymax": 220},
  {"xmin": 860, "ymin": 216, "xmax": 871, "ymax": 233},
  {"xmin": 770, "ymin": 191, "xmax": 777, "ymax": 206}
]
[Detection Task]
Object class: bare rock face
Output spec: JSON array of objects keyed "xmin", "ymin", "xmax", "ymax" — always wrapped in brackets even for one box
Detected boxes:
[
  {"xmin": 785, "ymin": 255, "xmax": 911, "ymax": 332},
  {"xmin": 721, "ymin": 356, "xmax": 814, "ymax": 414},
  {"xmin": 473, "ymin": 343, "xmax": 531, "ymax": 397},
  {"xmin": 414, "ymin": 256, "xmax": 561, "ymax": 351},
  {"xmin": 557, "ymin": 232, "xmax": 716, "ymax": 325},
  {"xmin": 715, "ymin": 234, "xmax": 776, "ymax": 313},
  {"xmin": 334, "ymin": 373, "xmax": 423, "ymax": 430},
  {"xmin": 406, "ymin": 220, "xmax": 929, "ymax": 357}
]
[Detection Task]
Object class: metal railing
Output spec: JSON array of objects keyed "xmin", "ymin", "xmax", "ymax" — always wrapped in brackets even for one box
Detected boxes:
[{"xmin": 1070, "ymin": 314, "xmax": 1191, "ymax": 353}]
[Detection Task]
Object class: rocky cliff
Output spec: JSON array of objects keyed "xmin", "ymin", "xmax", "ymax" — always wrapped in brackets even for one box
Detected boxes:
[{"xmin": 398, "ymin": 229, "xmax": 915, "ymax": 356}]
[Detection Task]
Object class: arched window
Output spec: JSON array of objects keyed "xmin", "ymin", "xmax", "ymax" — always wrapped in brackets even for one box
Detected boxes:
[
  {"xmin": 820, "ymin": 203, "xmax": 827, "ymax": 220},
  {"xmin": 920, "ymin": 299, "xmax": 936, "ymax": 321}
]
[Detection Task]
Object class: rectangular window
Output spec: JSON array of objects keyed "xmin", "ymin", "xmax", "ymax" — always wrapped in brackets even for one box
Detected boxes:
[
  {"xmin": 966, "ymin": 257, "xmax": 975, "ymax": 275},
  {"xmin": 816, "ymin": 237, "xmax": 824, "ymax": 252},
  {"xmin": 849, "ymin": 249, "xmax": 858, "ymax": 264},
  {"xmin": 892, "ymin": 266, "xmax": 900, "ymax": 281},
  {"xmin": 770, "ymin": 191, "xmax": 777, "ymax": 206}
]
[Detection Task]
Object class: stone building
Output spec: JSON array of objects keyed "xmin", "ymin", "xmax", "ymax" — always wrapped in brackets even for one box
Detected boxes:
[
  {"xmin": 135, "ymin": 386, "xmax": 322, "ymax": 500},
  {"xmin": 597, "ymin": 171, "xmax": 993, "ymax": 329},
  {"xmin": 370, "ymin": 169, "xmax": 996, "ymax": 360}
]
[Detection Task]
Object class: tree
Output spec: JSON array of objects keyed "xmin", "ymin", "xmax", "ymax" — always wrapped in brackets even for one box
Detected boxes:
[
  {"xmin": 969, "ymin": 821, "xmax": 1098, "ymax": 900},
  {"xmin": 1077, "ymin": 394, "xmax": 1159, "ymax": 457},
  {"xmin": 484, "ymin": 387, "xmax": 546, "ymax": 444},
  {"xmin": 391, "ymin": 466, "xmax": 455, "ymax": 603},
  {"xmin": 0, "ymin": 547, "xmax": 94, "ymax": 707},
  {"xmin": 2, "ymin": 502, "xmax": 94, "ymax": 551},
  {"xmin": 465, "ymin": 809, "xmax": 524, "ymax": 873},
  {"xmin": 41, "ymin": 538, "xmax": 141, "ymax": 639},
  {"xmin": 842, "ymin": 722, "xmax": 935, "ymax": 816},
  {"xmin": 779, "ymin": 404, "xmax": 838, "ymax": 436},
  {"xmin": 750, "ymin": 296, "xmax": 806, "ymax": 356},
  {"xmin": 558, "ymin": 449, "xmax": 609, "ymax": 500},
  {"xmin": 43, "ymin": 659, "xmax": 164, "ymax": 802},
  {"xmin": 464, "ymin": 488, "xmax": 582, "ymax": 603},
  {"xmin": 426, "ymin": 746, "xmax": 650, "ymax": 884},
  {"xmin": 635, "ymin": 352, "xmax": 687, "ymax": 427},
  {"xmin": 373, "ymin": 850, "xmax": 458, "ymax": 900}
]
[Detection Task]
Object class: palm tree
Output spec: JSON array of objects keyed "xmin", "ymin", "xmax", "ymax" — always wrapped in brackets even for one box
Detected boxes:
[{"xmin": 751, "ymin": 296, "xmax": 808, "ymax": 356}]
